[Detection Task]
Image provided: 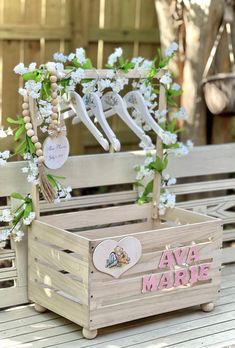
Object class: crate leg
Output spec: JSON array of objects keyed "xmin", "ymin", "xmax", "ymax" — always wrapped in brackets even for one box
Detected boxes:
[
  {"xmin": 200, "ymin": 302, "xmax": 214, "ymax": 312},
  {"xmin": 34, "ymin": 303, "xmax": 47, "ymax": 313},
  {"xmin": 82, "ymin": 327, "xmax": 98, "ymax": 339}
]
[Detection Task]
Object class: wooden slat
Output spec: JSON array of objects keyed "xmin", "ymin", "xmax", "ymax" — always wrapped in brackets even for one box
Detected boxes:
[
  {"xmin": 28, "ymin": 282, "xmax": 88, "ymax": 328},
  {"xmin": 171, "ymin": 178, "xmax": 235, "ymax": 195},
  {"xmin": 89, "ymin": 28, "xmax": 159, "ymax": 43},
  {"xmin": 222, "ymin": 247, "xmax": 235, "ymax": 263},
  {"xmin": 0, "ymin": 287, "xmax": 28, "ymax": 309},
  {"xmin": 40, "ymin": 203, "xmax": 151, "ymax": 230},
  {"xmin": 29, "ymin": 259, "xmax": 88, "ymax": 304},
  {"xmin": 0, "ymin": 267, "xmax": 17, "ymax": 280},
  {"xmin": 29, "ymin": 238, "xmax": 88, "ymax": 281},
  {"xmin": 29, "ymin": 220, "xmax": 89, "ymax": 256},
  {"xmin": 0, "ymin": 25, "xmax": 71, "ymax": 39}
]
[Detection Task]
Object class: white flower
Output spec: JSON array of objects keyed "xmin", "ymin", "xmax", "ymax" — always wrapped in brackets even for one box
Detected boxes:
[
  {"xmin": 171, "ymin": 83, "xmax": 181, "ymax": 91},
  {"xmin": 97, "ymin": 79, "xmax": 112, "ymax": 92},
  {"xmin": 0, "ymin": 229, "xmax": 11, "ymax": 241},
  {"xmin": 110, "ymin": 77, "xmax": 128, "ymax": 93},
  {"xmin": 0, "ymin": 209, "xmax": 13, "ymax": 222},
  {"xmin": 71, "ymin": 68, "xmax": 85, "ymax": 83},
  {"xmin": 173, "ymin": 142, "xmax": 189, "ymax": 157},
  {"xmin": 0, "ymin": 159, "xmax": 6, "ymax": 166},
  {"xmin": 21, "ymin": 167, "xmax": 29, "ymax": 173},
  {"xmin": 107, "ymin": 47, "xmax": 123, "ymax": 66},
  {"xmin": 53, "ymin": 52, "xmax": 68, "ymax": 63},
  {"xmin": 160, "ymin": 72, "xmax": 172, "ymax": 85},
  {"xmin": 18, "ymin": 88, "xmax": 27, "ymax": 96},
  {"xmin": 46, "ymin": 62, "xmax": 56, "ymax": 73},
  {"xmin": 164, "ymin": 42, "xmax": 178, "ymax": 57},
  {"xmin": 131, "ymin": 57, "xmax": 144, "ymax": 68},
  {"xmin": 173, "ymin": 106, "xmax": 189, "ymax": 120},
  {"xmin": 186, "ymin": 140, "xmax": 194, "ymax": 148},
  {"xmin": 168, "ymin": 177, "xmax": 177, "ymax": 186},
  {"xmin": 28, "ymin": 63, "xmax": 37, "ymax": 71},
  {"xmin": 0, "ymin": 150, "xmax": 10, "ymax": 159},
  {"xmin": 106, "ymin": 70, "xmax": 115, "ymax": 79},
  {"xmin": 162, "ymin": 131, "xmax": 177, "ymax": 145},
  {"xmin": 75, "ymin": 48, "xmax": 86, "ymax": 64},
  {"xmin": 154, "ymin": 109, "xmax": 168, "ymax": 123},
  {"xmin": 54, "ymin": 197, "xmax": 61, "ymax": 204},
  {"xmin": 141, "ymin": 59, "xmax": 153, "ymax": 69},
  {"xmin": 40, "ymin": 125, "xmax": 48, "ymax": 133},
  {"xmin": 14, "ymin": 63, "xmax": 28, "ymax": 75},
  {"xmin": 25, "ymin": 80, "xmax": 42, "ymax": 99},
  {"xmin": 68, "ymin": 53, "xmax": 75, "ymax": 61},
  {"xmin": 6, "ymin": 127, "xmax": 13, "ymax": 136},
  {"xmin": 13, "ymin": 230, "xmax": 24, "ymax": 242},
  {"xmin": 0, "ymin": 129, "xmax": 7, "ymax": 138},
  {"xmin": 82, "ymin": 80, "xmax": 96, "ymax": 94},
  {"xmin": 23, "ymin": 212, "xmax": 35, "ymax": 226},
  {"xmin": 23, "ymin": 153, "xmax": 31, "ymax": 160}
]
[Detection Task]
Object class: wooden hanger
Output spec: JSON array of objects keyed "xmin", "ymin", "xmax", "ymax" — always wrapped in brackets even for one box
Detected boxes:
[
  {"xmin": 124, "ymin": 91, "xmax": 172, "ymax": 144},
  {"xmin": 69, "ymin": 91, "xmax": 109, "ymax": 151},
  {"xmin": 101, "ymin": 92, "xmax": 154, "ymax": 149},
  {"xmin": 83, "ymin": 92, "xmax": 121, "ymax": 152}
]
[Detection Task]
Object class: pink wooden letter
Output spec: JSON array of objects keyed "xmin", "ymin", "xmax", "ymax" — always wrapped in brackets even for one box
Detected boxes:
[
  {"xmin": 158, "ymin": 272, "xmax": 173, "ymax": 290},
  {"xmin": 189, "ymin": 265, "xmax": 199, "ymax": 284},
  {"xmin": 198, "ymin": 263, "xmax": 211, "ymax": 281},
  {"xmin": 173, "ymin": 247, "xmax": 189, "ymax": 266},
  {"xmin": 186, "ymin": 246, "xmax": 200, "ymax": 264},
  {"xmin": 159, "ymin": 250, "xmax": 174, "ymax": 268},
  {"xmin": 142, "ymin": 274, "xmax": 158, "ymax": 293},
  {"xmin": 174, "ymin": 268, "xmax": 188, "ymax": 287}
]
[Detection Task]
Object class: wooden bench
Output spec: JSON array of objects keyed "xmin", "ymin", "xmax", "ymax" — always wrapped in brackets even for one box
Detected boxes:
[{"xmin": 0, "ymin": 142, "xmax": 234, "ymax": 310}]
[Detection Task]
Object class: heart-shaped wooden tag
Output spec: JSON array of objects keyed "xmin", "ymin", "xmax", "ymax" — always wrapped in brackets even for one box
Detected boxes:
[
  {"xmin": 93, "ymin": 237, "xmax": 142, "ymax": 278},
  {"xmin": 43, "ymin": 135, "xmax": 69, "ymax": 170}
]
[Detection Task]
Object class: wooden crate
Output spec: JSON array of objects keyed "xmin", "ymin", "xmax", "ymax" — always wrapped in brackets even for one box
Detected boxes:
[{"xmin": 28, "ymin": 202, "xmax": 222, "ymax": 339}]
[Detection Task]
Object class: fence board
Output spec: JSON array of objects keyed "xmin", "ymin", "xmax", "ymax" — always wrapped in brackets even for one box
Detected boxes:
[{"xmin": 0, "ymin": 0, "xmax": 159, "ymax": 153}]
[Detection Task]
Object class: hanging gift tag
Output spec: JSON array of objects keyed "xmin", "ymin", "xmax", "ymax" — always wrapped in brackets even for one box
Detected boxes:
[{"xmin": 43, "ymin": 135, "xmax": 69, "ymax": 170}]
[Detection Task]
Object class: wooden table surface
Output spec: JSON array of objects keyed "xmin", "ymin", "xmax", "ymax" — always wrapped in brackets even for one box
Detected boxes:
[{"xmin": 0, "ymin": 264, "xmax": 235, "ymax": 348}]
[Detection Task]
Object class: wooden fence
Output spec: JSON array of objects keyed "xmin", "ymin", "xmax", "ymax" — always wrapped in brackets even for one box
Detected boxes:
[{"xmin": 0, "ymin": 0, "xmax": 159, "ymax": 154}]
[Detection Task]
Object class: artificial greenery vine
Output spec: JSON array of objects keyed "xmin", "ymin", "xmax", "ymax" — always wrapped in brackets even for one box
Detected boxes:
[{"xmin": 0, "ymin": 43, "xmax": 192, "ymax": 246}]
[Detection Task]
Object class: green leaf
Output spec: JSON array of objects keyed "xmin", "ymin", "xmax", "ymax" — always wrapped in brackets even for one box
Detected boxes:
[
  {"xmin": 26, "ymin": 135, "xmax": 35, "ymax": 155},
  {"xmin": 82, "ymin": 58, "xmax": 93, "ymax": 69},
  {"xmin": 13, "ymin": 210, "xmax": 24, "ymax": 225},
  {"xmin": 41, "ymin": 80, "xmax": 51, "ymax": 100},
  {"xmin": 47, "ymin": 174, "xmax": 58, "ymax": 189},
  {"xmin": 23, "ymin": 202, "xmax": 32, "ymax": 218},
  {"xmin": 15, "ymin": 139, "xmax": 27, "ymax": 155},
  {"xmin": 7, "ymin": 117, "xmax": 22, "ymax": 125},
  {"xmin": 11, "ymin": 192, "xmax": 24, "ymax": 200},
  {"xmin": 14, "ymin": 124, "xmax": 25, "ymax": 141},
  {"xmin": 166, "ymin": 119, "xmax": 177, "ymax": 133},
  {"xmin": 22, "ymin": 70, "xmax": 41, "ymax": 82},
  {"xmin": 49, "ymin": 174, "xmax": 66, "ymax": 180}
]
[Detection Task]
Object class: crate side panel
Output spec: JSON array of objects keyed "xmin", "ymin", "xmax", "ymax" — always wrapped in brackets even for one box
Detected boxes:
[{"xmin": 89, "ymin": 222, "xmax": 222, "ymax": 329}]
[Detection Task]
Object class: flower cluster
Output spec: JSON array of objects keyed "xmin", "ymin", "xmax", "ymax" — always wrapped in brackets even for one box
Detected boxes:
[
  {"xmin": 133, "ymin": 42, "xmax": 193, "ymax": 212},
  {"xmin": 0, "ymin": 194, "xmax": 35, "ymax": 248},
  {"xmin": 0, "ymin": 127, "xmax": 13, "ymax": 138},
  {"xmin": 0, "ymin": 150, "xmax": 10, "ymax": 166}
]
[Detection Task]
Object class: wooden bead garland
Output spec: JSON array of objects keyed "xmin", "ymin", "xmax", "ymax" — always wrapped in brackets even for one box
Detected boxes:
[
  {"xmin": 22, "ymin": 95, "xmax": 44, "ymax": 163},
  {"xmin": 22, "ymin": 73, "xmax": 60, "ymax": 165}
]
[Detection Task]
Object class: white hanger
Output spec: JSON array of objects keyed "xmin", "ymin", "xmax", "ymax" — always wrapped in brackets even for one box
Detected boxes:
[
  {"xmin": 101, "ymin": 92, "xmax": 154, "ymax": 149},
  {"xmin": 124, "ymin": 91, "xmax": 173, "ymax": 144},
  {"xmin": 83, "ymin": 92, "xmax": 121, "ymax": 152},
  {"xmin": 69, "ymin": 91, "xmax": 109, "ymax": 151}
]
